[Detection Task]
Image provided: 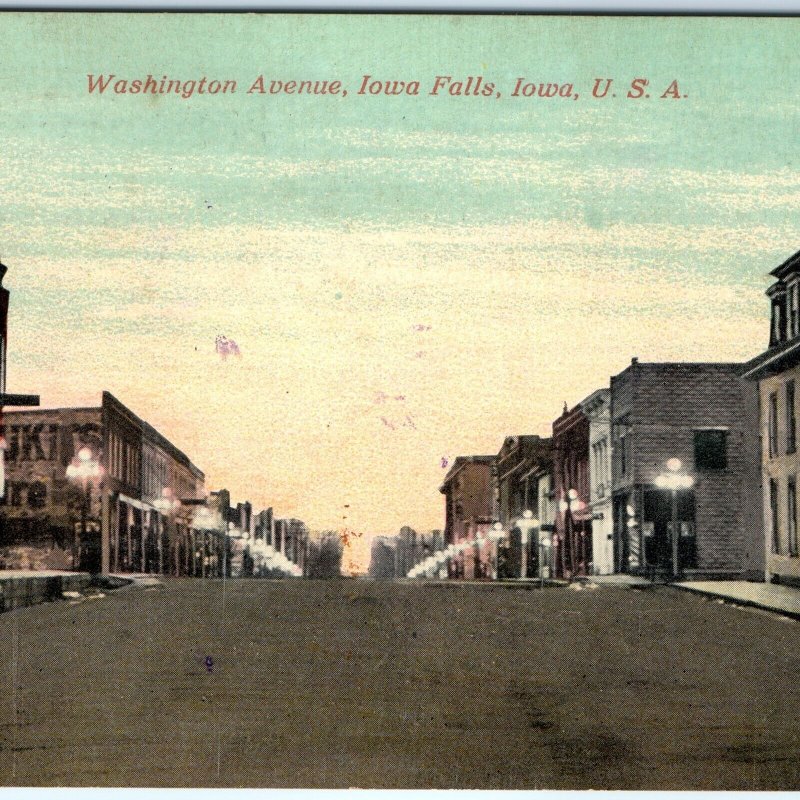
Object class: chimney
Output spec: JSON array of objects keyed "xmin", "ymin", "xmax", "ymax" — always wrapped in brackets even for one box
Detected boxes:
[{"xmin": 631, "ymin": 357, "xmax": 639, "ymax": 365}]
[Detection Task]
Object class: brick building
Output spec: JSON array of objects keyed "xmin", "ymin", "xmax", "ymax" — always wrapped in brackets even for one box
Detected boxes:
[
  {"xmin": 495, "ymin": 435, "xmax": 552, "ymax": 578},
  {"xmin": 551, "ymin": 390, "xmax": 613, "ymax": 578},
  {"xmin": 610, "ymin": 359, "xmax": 762, "ymax": 580},
  {"xmin": 584, "ymin": 389, "xmax": 614, "ymax": 575},
  {"xmin": 440, "ymin": 455, "xmax": 494, "ymax": 579},
  {"xmin": 0, "ymin": 260, "xmax": 40, "ymax": 504},
  {"xmin": 552, "ymin": 404, "xmax": 593, "ymax": 580},
  {"xmin": 742, "ymin": 248, "xmax": 800, "ymax": 585},
  {"xmin": 1, "ymin": 391, "xmax": 222, "ymax": 575}
]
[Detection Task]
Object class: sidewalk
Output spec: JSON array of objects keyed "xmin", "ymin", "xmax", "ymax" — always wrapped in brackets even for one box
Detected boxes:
[
  {"xmin": 674, "ymin": 580, "xmax": 800, "ymax": 619},
  {"xmin": 585, "ymin": 574, "xmax": 652, "ymax": 587},
  {"xmin": 0, "ymin": 570, "xmax": 92, "ymax": 611}
]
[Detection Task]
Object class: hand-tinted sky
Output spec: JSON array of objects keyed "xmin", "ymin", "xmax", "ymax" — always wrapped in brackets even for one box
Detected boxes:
[{"xmin": 1, "ymin": 14, "xmax": 797, "ymax": 548}]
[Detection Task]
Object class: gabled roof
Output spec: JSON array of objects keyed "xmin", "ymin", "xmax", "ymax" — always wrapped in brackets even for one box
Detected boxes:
[
  {"xmin": 741, "ymin": 337, "xmax": 800, "ymax": 381},
  {"xmin": 439, "ymin": 454, "xmax": 494, "ymax": 493},
  {"xmin": 771, "ymin": 248, "xmax": 800, "ymax": 281}
]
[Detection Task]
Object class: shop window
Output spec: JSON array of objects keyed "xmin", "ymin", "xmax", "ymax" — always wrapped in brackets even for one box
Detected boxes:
[
  {"xmin": 790, "ymin": 476, "xmax": 799, "ymax": 558},
  {"xmin": 27, "ymin": 481, "xmax": 47, "ymax": 509},
  {"xmin": 694, "ymin": 429, "xmax": 728, "ymax": 470}
]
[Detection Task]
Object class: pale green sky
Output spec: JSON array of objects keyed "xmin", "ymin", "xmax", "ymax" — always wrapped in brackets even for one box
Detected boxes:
[{"xmin": 1, "ymin": 14, "xmax": 797, "ymax": 545}]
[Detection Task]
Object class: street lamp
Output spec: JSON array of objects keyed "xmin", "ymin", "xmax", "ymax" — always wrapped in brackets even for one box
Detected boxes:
[
  {"xmin": 65, "ymin": 446, "xmax": 102, "ymax": 572},
  {"xmin": 519, "ymin": 509, "xmax": 539, "ymax": 579},
  {"xmin": 654, "ymin": 458, "xmax": 694, "ymax": 579},
  {"xmin": 558, "ymin": 489, "xmax": 584, "ymax": 577},
  {"xmin": 539, "ymin": 536, "xmax": 551, "ymax": 589},
  {"xmin": 490, "ymin": 521, "xmax": 503, "ymax": 579}
]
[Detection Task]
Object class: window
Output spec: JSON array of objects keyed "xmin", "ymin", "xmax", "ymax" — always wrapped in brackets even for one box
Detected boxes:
[
  {"xmin": 27, "ymin": 481, "xmax": 47, "ymax": 509},
  {"xmin": 769, "ymin": 392, "xmax": 779, "ymax": 458},
  {"xmin": 790, "ymin": 283, "xmax": 800, "ymax": 338},
  {"xmin": 772, "ymin": 300, "xmax": 784, "ymax": 344},
  {"xmin": 620, "ymin": 432, "xmax": 628, "ymax": 476},
  {"xmin": 789, "ymin": 477, "xmax": 799, "ymax": 558},
  {"xmin": 788, "ymin": 381, "xmax": 797, "ymax": 454},
  {"xmin": 694, "ymin": 429, "xmax": 728, "ymax": 470},
  {"xmin": 770, "ymin": 479, "xmax": 780, "ymax": 554}
]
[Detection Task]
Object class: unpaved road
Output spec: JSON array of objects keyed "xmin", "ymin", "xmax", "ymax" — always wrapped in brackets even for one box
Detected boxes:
[{"xmin": 0, "ymin": 577, "xmax": 798, "ymax": 788}]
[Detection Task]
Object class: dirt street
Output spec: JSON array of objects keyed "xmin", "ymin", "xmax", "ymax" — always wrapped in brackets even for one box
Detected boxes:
[{"xmin": 0, "ymin": 578, "xmax": 798, "ymax": 788}]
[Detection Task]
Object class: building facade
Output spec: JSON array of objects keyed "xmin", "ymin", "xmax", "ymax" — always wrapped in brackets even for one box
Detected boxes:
[
  {"xmin": 743, "ymin": 248, "xmax": 800, "ymax": 585},
  {"xmin": 584, "ymin": 390, "xmax": 614, "ymax": 575},
  {"xmin": 552, "ymin": 404, "xmax": 592, "ymax": 579},
  {"xmin": 495, "ymin": 435, "xmax": 553, "ymax": 578},
  {"xmin": 611, "ymin": 359, "xmax": 762, "ymax": 580},
  {"xmin": 0, "ymin": 260, "xmax": 40, "ymax": 504},
  {"xmin": 440, "ymin": 455, "xmax": 495, "ymax": 579},
  {"xmin": 1, "ymin": 391, "xmax": 223, "ymax": 576}
]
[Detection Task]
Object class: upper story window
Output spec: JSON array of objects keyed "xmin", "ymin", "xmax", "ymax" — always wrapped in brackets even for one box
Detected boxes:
[
  {"xmin": 694, "ymin": 429, "xmax": 728, "ymax": 470},
  {"xmin": 770, "ymin": 284, "xmax": 787, "ymax": 346},
  {"xmin": 769, "ymin": 392, "xmax": 779, "ymax": 458},
  {"xmin": 788, "ymin": 380, "xmax": 797, "ymax": 455},
  {"xmin": 788, "ymin": 281, "xmax": 800, "ymax": 339}
]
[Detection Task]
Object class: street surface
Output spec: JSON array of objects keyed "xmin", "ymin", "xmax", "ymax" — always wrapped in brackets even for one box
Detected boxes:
[{"xmin": 0, "ymin": 578, "xmax": 798, "ymax": 788}]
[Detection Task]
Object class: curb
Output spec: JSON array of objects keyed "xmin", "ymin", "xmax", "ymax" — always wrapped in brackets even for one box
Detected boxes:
[{"xmin": 669, "ymin": 583, "xmax": 800, "ymax": 622}]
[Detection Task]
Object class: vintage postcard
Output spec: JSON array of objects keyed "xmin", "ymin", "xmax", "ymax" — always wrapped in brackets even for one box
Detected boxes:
[{"xmin": 0, "ymin": 11, "xmax": 799, "ymax": 790}]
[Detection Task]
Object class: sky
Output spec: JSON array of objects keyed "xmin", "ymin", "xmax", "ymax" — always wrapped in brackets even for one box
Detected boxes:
[{"xmin": 1, "ymin": 15, "xmax": 799, "ymax": 569}]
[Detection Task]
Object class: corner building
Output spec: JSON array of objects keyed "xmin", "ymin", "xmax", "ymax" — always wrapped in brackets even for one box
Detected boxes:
[
  {"xmin": 1, "ymin": 391, "xmax": 213, "ymax": 575},
  {"xmin": 743, "ymin": 248, "xmax": 800, "ymax": 585}
]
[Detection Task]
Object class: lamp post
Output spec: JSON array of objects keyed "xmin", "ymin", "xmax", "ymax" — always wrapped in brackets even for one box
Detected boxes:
[
  {"xmin": 519, "ymin": 509, "xmax": 540, "ymax": 579},
  {"xmin": 558, "ymin": 488, "xmax": 582, "ymax": 578},
  {"xmin": 490, "ymin": 521, "xmax": 503, "ymax": 579},
  {"xmin": 654, "ymin": 458, "xmax": 694, "ymax": 579},
  {"xmin": 65, "ymin": 446, "xmax": 102, "ymax": 572},
  {"xmin": 539, "ymin": 536, "xmax": 551, "ymax": 589}
]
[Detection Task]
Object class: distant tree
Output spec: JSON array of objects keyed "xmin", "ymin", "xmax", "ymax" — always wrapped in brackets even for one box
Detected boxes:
[
  {"xmin": 306, "ymin": 531, "xmax": 343, "ymax": 579},
  {"xmin": 368, "ymin": 538, "xmax": 396, "ymax": 579}
]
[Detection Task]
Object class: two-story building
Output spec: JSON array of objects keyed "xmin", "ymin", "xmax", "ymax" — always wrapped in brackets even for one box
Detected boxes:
[
  {"xmin": 494, "ymin": 435, "xmax": 552, "ymax": 578},
  {"xmin": 1, "ymin": 391, "xmax": 213, "ymax": 575},
  {"xmin": 610, "ymin": 359, "xmax": 762, "ymax": 580},
  {"xmin": 440, "ymin": 455, "xmax": 494, "ymax": 579},
  {"xmin": 584, "ymin": 389, "xmax": 614, "ymax": 575}
]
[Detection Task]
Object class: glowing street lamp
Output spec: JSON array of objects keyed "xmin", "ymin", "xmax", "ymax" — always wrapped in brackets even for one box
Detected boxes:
[
  {"xmin": 518, "ymin": 509, "xmax": 539, "ymax": 579},
  {"xmin": 65, "ymin": 446, "xmax": 103, "ymax": 571},
  {"xmin": 490, "ymin": 521, "xmax": 503, "ymax": 579},
  {"xmin": 654, "ymin": 458, "xmax": 694, "ymax": 578},
  {"xmin": 558, "ymin": 488, "xmax": 585, "ymax": 577},
  {"xmin": 539, "ymin": 536, "xmax": 551, "ymax": 589}
]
